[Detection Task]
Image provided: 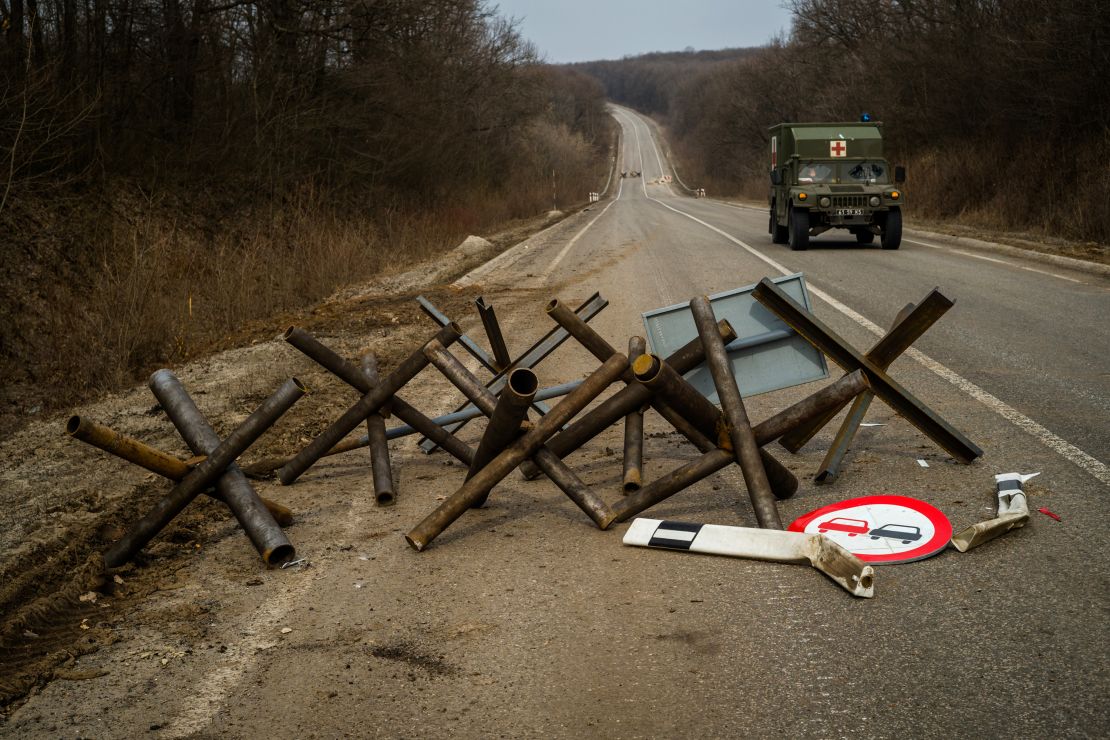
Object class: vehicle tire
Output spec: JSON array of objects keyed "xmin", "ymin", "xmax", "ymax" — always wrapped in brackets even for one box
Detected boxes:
[
  {"xmin": 855, "ymin": 230, "xmax": 875, "ymax": 245},
  {"xmin": 788, "ymin": 207, "xmax": 809, "ymax": 251},
  {"xmin": 770, "ymin": 206, "xmax": 788, "ymax": 243},
  {"xmin": 881, "ymin": 208, "xmax": 902, "ymax": 250}
]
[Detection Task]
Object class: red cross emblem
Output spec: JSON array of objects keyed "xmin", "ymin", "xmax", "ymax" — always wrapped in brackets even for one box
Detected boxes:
[{"xmin": 830, "ymin": 140, "xmax": 847, "ymax": 157}]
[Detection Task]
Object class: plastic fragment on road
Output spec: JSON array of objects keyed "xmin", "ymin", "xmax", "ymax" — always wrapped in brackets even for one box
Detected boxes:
[
  {"xmin": 622, "ymin": 518, "xmax": 874, "ymax": 598},
  {"xmin": 951, "ymin": 472, "xmax": 1038, "ymax": 552},
  {"xmin": 917, "ymin": 459, "xmax": 929, "ymax": 468},
  {"xmin": 1038, "ymin": 507, "xmax": 1061, "ymax": 522}
]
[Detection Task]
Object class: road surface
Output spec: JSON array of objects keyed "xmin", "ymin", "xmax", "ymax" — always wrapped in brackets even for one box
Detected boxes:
[{"xmin": 4, "ymin": 106, "xmax": 1108, "ymax": 738}]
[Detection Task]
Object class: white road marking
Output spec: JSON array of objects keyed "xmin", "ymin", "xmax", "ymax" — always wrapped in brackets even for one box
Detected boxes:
[
  {"xmin": 614, "ymin": 120, "xmax": 1110, "ymax": 484},
  {"xmin": 905, "ymin": 239, "xmax": 1084, "ymax": 283},
  {"xmin": 540, "ymin": 177, "xmax": 622, "ymax": 279}
]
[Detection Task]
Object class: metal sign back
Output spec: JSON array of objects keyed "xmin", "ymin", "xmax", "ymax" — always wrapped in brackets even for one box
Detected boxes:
[{"xmin": 642, "ymin": 273, "xmax": 828, "ymax": 403}]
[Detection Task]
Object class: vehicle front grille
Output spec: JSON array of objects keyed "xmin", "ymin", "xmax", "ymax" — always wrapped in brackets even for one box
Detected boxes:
[{"xmin": 831, "ymin": 195, "xmax": 867, "ymax": 208}]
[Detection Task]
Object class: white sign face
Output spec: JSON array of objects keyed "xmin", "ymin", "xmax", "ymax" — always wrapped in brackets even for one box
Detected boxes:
[
  {"xmin": 789, "ymin": 495, "xmax": 952, "ymax": 564},
  {"xmin": 829, "ymin": 139, "xmax": 848, "ymax": 157}
]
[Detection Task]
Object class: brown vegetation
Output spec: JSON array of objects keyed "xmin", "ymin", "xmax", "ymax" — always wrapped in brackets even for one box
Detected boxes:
[
  {"xmin": 0, "ymin": 1, "xmax": 614, "ymax": 431},
  {"xmin": 577, "ymin": 0, "xmax": 1109, "ymax": 244}
]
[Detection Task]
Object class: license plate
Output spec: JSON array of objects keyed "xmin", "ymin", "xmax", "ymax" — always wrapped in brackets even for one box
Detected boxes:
[{"xmin": 836, "ymin": 208, "xmax": 864, "ymax": 216}]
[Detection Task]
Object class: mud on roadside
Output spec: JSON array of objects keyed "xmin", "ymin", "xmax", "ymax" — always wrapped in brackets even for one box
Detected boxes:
[{"xmin": 0, "ymin": 209, "xmax": 576, "ymax": 714}]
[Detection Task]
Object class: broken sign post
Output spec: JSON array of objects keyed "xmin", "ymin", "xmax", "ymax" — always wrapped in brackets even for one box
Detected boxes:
[{"xmin": 623, "ymin": 518, "xmax": 875, "ymax": 598}]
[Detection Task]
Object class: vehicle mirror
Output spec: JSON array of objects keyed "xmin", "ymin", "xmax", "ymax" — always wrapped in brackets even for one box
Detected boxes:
[
  {"xmin": 770, "ymin": 169, "xmax": 782, "ymax": 186},
  {"xmin": 894, "ymin": 165, "xmax": 906, "ymax": 184}
]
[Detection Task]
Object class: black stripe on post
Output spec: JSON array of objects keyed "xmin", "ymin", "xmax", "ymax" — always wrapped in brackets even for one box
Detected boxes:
[{"xmin": 648, "ymin": 520, "xmax": 703, "ymax": 550}]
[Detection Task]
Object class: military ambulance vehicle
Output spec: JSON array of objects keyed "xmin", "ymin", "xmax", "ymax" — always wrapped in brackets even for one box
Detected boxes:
[{"xmin": 768, "ymin": 121, "xmax": 906, "ymax": 250}]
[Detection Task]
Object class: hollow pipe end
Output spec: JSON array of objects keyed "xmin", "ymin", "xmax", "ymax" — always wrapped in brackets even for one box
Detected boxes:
[
  {"xmin": 376, "ymin": 491, "xmax": 396, "ymax": 507},
  {"xmin": 291, "ymin": 377, "xmax": 309, "ymax": 394},
  {"xmin": 282, "ymin": 325, "xmax": 297, "ymax": 340},
  {"xmin": 544, "ymin": 298, "xmax": 560, "ymax": 314},
  {"xmin": 404, "ymin": 532, "xmax": 426, "ymax": 552},
  {"xmin": 508, "ymin": 368, "xmax": 539, "ymax": 396},
  {"xmin": 265, "ymin": 544, "xmax": 296, "ymax": 567},
  {"xmin": 65, "ymin": 415, "xmax": 82, "ymax": 436}
]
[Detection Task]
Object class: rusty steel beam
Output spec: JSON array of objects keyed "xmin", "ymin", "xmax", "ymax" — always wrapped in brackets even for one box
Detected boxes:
[
  {"xmin": 422, "ymin": 341, "xmax": 614, "ymax": 526},
  {"xmin": 522, "ymin": 319, "xmax": 737, "ymax": 478},
  {"xmin": 476, "ymin": 296, "xmax": 513, "ymax": 371},
  {"xmin": 104, "ymin": 373, "xmax": 305, "ymax": 568},
  {"xmin": 779, "ymin": 291, "xmax": 952, "ymax": 452},
  {"xmin": 622, "ymin": 336, "xmax": 647, "ymax": 493},
  {"xmin": 66, "ymin": 415, "xmax": 294, "ymax": 526},
  {"xmin": 362, "ymin": 354, "xmax": 396, "ymax": 506},
  {"xmin": 691, "ymin": 296, "xmax": 781, "ymax": 529},
  {"xmin": 752, "ymin": 278, "xmax": 982, "ymax": 463},
  {"xmin": 609, "ymin": 371, "xmax": 870, "ymax": 523},
  {"xmin": 277, "ymin": 323, "xmax": 462, "ymax": 485},
  {"xmin": 631, "ymin": 354, "xmax": 798, "ymax": 500},
  {"xmin": 418, "ymin": 292, "xmax": 608, "ymax": 452},
  {"xmin": 284, "ymin": 326, "xmax": 474, "ymax": 466},
  {"xmin": 406, "ymin": 354, "xmax": 628, "ymax": 550}
]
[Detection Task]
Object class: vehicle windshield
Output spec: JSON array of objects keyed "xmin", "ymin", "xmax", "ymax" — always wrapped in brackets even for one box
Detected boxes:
[
  {"xmin": 797, "ymin": 162, "xmax": 834, "ymax": 184},
  {"xmin": 845, "ymin": 161, "xmax": 888, "ymax": 183}
]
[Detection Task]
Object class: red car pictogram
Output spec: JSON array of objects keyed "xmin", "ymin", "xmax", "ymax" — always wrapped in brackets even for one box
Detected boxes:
[{"xmin": 817, "ymin": 516, "xmax": 870, "ymax": 536}]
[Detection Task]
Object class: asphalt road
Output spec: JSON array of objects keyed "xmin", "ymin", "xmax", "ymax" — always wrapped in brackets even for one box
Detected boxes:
[{"xmin": 6, "ymin": 107, "xmax": 1107, "ymax": 738}]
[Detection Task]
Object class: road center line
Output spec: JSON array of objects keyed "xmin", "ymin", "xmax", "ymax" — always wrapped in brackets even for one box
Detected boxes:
[{"xmin": 638, "ymin": 173, "xmax": 1109, "ymax": 485}]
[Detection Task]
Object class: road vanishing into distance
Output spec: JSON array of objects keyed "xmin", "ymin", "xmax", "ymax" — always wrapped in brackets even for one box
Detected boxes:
[{"xmin": 6, "ymin": 107, "xmax": 1108, "ymax": 738}]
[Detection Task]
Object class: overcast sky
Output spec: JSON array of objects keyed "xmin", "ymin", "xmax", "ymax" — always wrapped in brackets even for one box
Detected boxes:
[{"xmin": 491, "ymin": 1, "xmax": 794, "ymax": 63}]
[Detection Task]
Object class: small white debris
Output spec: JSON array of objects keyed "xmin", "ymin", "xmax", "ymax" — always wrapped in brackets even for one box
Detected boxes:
[
  {"xmin": 281, "ymin": 627, "xmax": 293, "ymax": 634},
  {"xmin": 917, "ymin": 459, "xmax": 930, "ymax": 468}
]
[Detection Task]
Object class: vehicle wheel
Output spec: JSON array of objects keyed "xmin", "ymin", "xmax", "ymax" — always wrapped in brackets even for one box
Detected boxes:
[
  {"xmin": 788, "ymin": 208, "xmax": 809, "ymax": 251},
  {"xmin": 770, "ymin": 206, "xmax": 788, "ymax": 244},
  {"xmin": 881, "ymin": 208, "xmax": 902, "ymax": 250},
  {"xmin": 902, "ymin": 540, "xmax": 911, "ymax": 544},
  {"xmin": 870, "ymin": 536, "xmax": 879, "ymax": 540},
  {"xmin": 856, "ymin": 230, "xmax": 875, "ymax": 245}
]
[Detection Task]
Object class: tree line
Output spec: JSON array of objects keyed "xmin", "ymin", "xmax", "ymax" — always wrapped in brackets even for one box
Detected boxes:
[
  {"xmin": 0, "ymin": 0, "xmax": 613, "ymax": 427},
  {"xmin": 576, "ymin": 0, "xmax": 1109, "ymax": 243}
]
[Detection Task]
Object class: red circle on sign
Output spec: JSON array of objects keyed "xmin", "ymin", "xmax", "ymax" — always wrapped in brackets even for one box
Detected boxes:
[{"xmin": 788, "ymin": 495, "xmax": 952, "ymax": 565}]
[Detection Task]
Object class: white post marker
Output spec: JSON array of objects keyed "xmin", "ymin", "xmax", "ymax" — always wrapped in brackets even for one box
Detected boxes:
[
  {"xmin": 951, "ymin": 472, "xmax": 1038, "ymax": 552},
  {"xmin": 622, "ymin": 518, "xmax": 875, "ymax": 598}
]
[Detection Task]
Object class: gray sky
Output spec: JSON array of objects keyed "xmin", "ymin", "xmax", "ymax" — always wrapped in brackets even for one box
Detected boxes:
[{"xmin": 491, "ymin": 1, "xmax": 794, "ymax": 63}]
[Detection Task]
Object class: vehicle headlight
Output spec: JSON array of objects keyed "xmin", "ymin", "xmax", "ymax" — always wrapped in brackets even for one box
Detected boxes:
[
  {"xmin": 819, "ymin": 196, "xmax": 831, "ymax": 207},
  {"xmin": 798, "ymin": 192, "xmax": 808, "ymax": 201},
  {"xmin": 869, "ymin": 196, "xmax": 881, "ymax": 207}
]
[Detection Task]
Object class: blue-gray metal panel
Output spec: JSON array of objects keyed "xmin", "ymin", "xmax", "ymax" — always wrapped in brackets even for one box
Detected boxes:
[{"xmin": 642, "ymin": 273, "xmax": 828, "ymax": 402}]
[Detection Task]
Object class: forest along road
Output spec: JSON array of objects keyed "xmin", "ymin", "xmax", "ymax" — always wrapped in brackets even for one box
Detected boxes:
[{"xmin": 5, "ymin": 107, "xmax": 1108, "ymax": 738}]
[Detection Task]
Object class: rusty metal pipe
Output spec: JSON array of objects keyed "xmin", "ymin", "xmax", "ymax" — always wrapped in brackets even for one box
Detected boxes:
[
  {"xmin": 104, "ymin": 373, "xmax": 304, "ymax": 568},
  {"xmin": 362, "ymin": 354, "xmax": 396, "ymax": 506},
  {"xmin": 67, "ymin": 416, "xmax": 293, "ymax": 526},
  {"xmin": 691, "ymin": 297, "xmax": 780, "ymax": 528},
  {"xmin": 779, "ymin": 295, "xmax": 948, "ymax": 452},
  {"xmin": 523, "ymin": 314, "xmax": 736, "ymax": 478},
  {"xmin": 424, "ymin": 342, "xmax": 614, "ymax": 526},
  {"xmin": 610, "ymin": 371, "xmax": 869, "ymax": 523},
  {"xmin": 406, "ymin": 354, "xmax": 627, "ymax": 550},
  {"xmin": 630, "ymin": 354, "xmax": 798, "ymax": 500},
  {"xmin": 277, "ymin": 324, "xmax": 461, "ymax": 485},
  {"xmin": 622, "ymin": 336, "xmax": 647, "ymax": 493},
  {"xmin": 467, "ymin": 368, "xmax": 538, "ymax": 507},
  {"xmin": 284, "ymin": 326, "xmax": 473, "ymax": 465}
]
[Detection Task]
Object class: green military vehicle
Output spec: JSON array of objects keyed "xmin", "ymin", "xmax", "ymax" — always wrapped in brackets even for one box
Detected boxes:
[{"xmin": 767, "ymin": 121, "xmax": 906, "ymax": 251}]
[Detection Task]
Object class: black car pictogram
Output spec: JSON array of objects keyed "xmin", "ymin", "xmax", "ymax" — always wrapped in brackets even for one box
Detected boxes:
[{"xmin": 868, "ymin": 523, "xmax": 922, "ymax": 544}]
